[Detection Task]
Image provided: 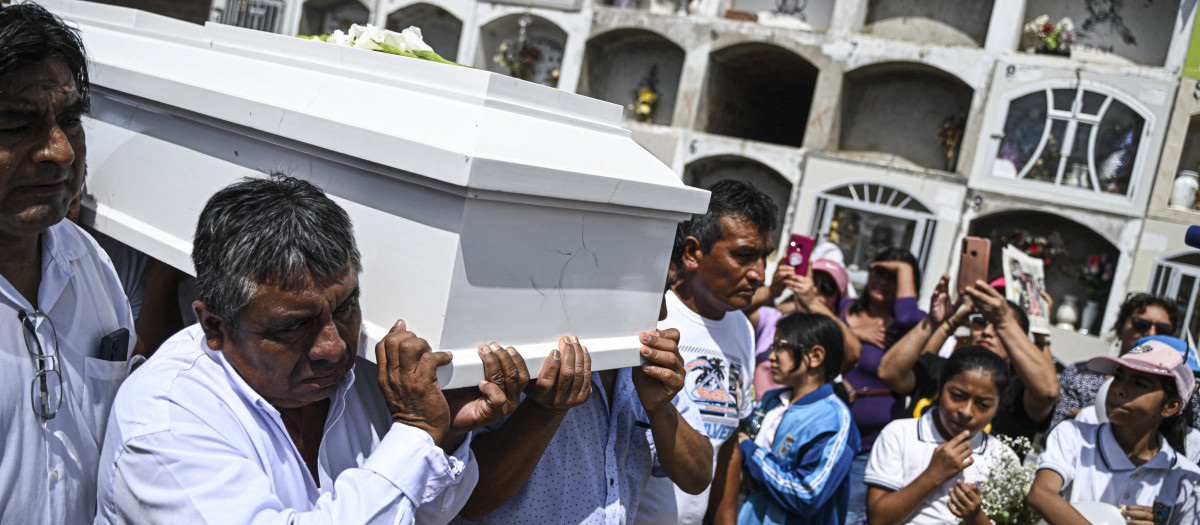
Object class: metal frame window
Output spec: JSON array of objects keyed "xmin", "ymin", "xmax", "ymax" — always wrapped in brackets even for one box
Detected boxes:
[
  {"xmin": 220, "ymin": 0, "xmax": 284, "ymax": 33},
  {"xmin": 810, "ymin": 182, "xmax": 936, "ymax": 283},
  {"xmin": 1149, "ymin": 251, "xmax": 1200, "ymax": 343},
  {"xmin": 991, "ymin": 84, "xmax": 1148, "ymax": 198}
]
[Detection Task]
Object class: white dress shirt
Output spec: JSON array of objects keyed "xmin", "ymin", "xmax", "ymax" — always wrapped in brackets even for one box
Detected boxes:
[
  {"xmin": 95, "ymin": 324, "xmax": 478, "ymax": 524},
  {"xmin": 0, "ymin": 221, "xmax": 136, "ymax": 524}
]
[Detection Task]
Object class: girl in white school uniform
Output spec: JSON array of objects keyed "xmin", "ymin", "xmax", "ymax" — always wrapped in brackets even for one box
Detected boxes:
[
  {"xmin": 1029, "ymin": 339, "xmax": 1200, "ymax": 525},
  {"xmin": 863, "ymin": 347, "xmax": 1018, "ymax": 525}
]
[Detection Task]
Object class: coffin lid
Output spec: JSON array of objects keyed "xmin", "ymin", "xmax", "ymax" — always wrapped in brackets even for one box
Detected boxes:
[{"xmin": 38, "ymin": 0, "xmax": 709, "ymax": 218}]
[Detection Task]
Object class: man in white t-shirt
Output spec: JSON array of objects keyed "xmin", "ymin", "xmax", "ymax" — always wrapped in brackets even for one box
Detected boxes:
[{"xmin": 638, "ymin": 179, "xmax": 777, "ymax": 524}]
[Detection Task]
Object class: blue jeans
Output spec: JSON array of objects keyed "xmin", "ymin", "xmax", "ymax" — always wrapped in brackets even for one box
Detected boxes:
[{"xmin": 843, "ymin": 452, "xmax": 869, "ymax": 525}]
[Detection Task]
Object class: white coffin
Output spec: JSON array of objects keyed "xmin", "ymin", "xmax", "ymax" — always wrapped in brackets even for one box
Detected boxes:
[{"xmin": 40, "ymin": 0, "xmax": 709, "ymax": 388}]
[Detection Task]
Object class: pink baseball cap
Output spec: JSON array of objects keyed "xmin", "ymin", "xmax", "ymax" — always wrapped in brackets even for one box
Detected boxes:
[
  {"xmin": 812, "ymin": 259, "xmax": 849, "ymax": 298},
  {"xmin": 1087, "ymin": 339, "xmax": 1197, "ymax": 414}
]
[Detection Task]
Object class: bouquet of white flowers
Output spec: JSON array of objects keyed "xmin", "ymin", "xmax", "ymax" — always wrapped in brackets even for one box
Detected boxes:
[
  {"xmin": 977, "ymin": 435, "xmax": 1041, "ymax": 525},
  {"xmin": 301, "ymin": 24, "xmax": 464, "ymax": 67}
]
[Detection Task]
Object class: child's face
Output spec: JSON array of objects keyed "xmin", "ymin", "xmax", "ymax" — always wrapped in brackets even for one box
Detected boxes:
[
  {"xmin": 936, "ymin": 369, "xmax": 1000, "ymax": 439},
  {"xmin": 1106, "ymin": 367, "xmax": 1179, "ymax": 425},
  {"xmin": 768, "ymin": 336, "xmax": 803, "ymax": 384}
]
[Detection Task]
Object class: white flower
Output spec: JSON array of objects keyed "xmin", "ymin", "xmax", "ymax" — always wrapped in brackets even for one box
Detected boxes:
[
  {"xmin": 326, "ymin": 30, "xmax": 353, "ymax": 47},
  {"xmin": 1058, "ymin": 17, "xmax": 1075, "ymax": 32},
  {"xmin": 391, "ymin": 26, "xmax": 434, "ymax": 53},
  {"xmin": 349, "ymin": 24, "xmax": 386, "ymax": 51}
]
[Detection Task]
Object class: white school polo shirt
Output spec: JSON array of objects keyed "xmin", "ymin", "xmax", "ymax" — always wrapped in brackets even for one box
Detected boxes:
[
  {"xmin": 864, "ymin": 409, "xmax": 1017, "ymax": 525},
  {"xmin": 1039, "ymin": 420, "xmax": 1200, "ymax": 525}
]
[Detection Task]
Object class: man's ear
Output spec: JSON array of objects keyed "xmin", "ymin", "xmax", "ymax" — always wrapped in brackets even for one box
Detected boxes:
[
  {"xmin": 681, "ymin": 236, "xmax": 704, "ymax": 272},
  {"xmin": 194, "ymin": 301, "xmax": 228, "ymax": 351},
  {"xmin": 1161, "ymin": 396, "xmax": 1184, "ymax": 419}
]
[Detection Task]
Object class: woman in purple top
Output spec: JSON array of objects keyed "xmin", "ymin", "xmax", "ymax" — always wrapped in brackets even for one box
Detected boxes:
[{"xmin": 838, "ymin": 248, "xmax": 925, "ymax": 525}]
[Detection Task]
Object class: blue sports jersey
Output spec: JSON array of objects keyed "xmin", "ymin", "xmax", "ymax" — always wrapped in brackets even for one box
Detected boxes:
[{"xmin": 737, "ymin": 383, "xmax": 860, "ymax": 525}]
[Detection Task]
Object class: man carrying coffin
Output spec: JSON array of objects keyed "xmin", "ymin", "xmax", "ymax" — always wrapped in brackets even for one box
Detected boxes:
[
  {"xmin": 95, "ymin": 175, "xmax": 527, "ymax": 524},
  {"xmin": 453, "ymin": 234, "xmax": 714, "ymax": 523},
  {"xmin": 0, "ymin": 4, "xmax": 139, "ymax": 522}
]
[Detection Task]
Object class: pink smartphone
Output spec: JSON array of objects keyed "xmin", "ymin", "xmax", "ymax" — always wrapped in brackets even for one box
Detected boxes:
[{"xmin": 786, "ymin": 234, "xmax": 815, "ymax": 275}]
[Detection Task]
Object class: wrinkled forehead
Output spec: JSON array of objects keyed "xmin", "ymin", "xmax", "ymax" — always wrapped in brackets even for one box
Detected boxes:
[{"xmin": 0, "ymin": 58, "xmax": 78, "ymax": 107}]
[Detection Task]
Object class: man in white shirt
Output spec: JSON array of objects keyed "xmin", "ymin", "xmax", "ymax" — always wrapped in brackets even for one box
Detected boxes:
[
  {"xmin": 0, "ymin": 4, "xmax": 138, "ymax": 522},
  {"xmin": 95, "ymin": 175, "xmax": 527, "ymax": 524},
  {"xmin": 639, "ymin": 179, "xmax": 776, "ymax": 524}
]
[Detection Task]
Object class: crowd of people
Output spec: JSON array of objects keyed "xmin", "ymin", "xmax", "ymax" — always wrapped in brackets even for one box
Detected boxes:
[{"xmin": 3, "ymin": 3, "xmax": 1200, "ymax": 524}]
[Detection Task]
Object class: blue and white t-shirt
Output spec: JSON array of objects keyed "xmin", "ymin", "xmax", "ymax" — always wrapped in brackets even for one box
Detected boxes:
[{"xmin": 636, "ymin": 290, "xmax": 755, "ymax": 525}]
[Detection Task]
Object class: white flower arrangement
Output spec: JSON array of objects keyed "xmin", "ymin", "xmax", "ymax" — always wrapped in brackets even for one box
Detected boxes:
[
  {"xmin": 300, "ymin": 24, "xmax": 463, "ymax": 67},
  {"xmin": 977, "ymin": 435, "xmax": 1041, "ymax": 525}
]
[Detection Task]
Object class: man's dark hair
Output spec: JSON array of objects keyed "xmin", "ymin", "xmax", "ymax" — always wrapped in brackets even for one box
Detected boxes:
[
  {"xmin": 0, "ymin": 3, "xmax": 90, "ymax": 106},
  {"xmin": 775, "ymin": 313, "xmax": 844, "ymax": 383},
  {"xmin": 1113, "ymin": 293, "xmax": 1181, "ymax": 340},
  {"xmin": 680, "ymin": 179, "xmax": 778, "ymax": 253},
  {"xmin": 193, "ymin": 174, "xmax": 362, "ymax": 326}
]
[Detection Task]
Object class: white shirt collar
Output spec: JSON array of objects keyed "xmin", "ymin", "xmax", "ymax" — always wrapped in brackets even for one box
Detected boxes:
[
  {"xmin": 917, "ymin": 408, "xmax": 990, "ymax": 455},
  {"xmin": 1096, "ymin": 422, "xmax": 1177, "ymax": 472}
]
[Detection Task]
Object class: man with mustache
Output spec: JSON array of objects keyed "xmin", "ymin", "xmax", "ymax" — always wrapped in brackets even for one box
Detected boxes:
[
  {"xmin": 639, "ymin": 179, "xmax": 778, "ymax": 525},
  {"xmin": 0, "ymin": 4, "xmax": 139, "ymax": 522},
  {"xmin": 95, "ymin": 175, "xmax": 526, "ymax": 524}
]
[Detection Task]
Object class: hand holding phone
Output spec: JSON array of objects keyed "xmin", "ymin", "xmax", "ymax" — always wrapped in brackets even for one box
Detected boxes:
[
  {"xmin": 786, "ymin": 234, "xmax": 815, "ymax": 276},
  {"xmin": 957, "ymin": 237, "xmax": 991, "ymax": 296}
]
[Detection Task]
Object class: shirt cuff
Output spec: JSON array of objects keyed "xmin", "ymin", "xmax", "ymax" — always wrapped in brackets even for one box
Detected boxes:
[{"xmin": 364, "ymin": 423, "xmax": 470, "ymax": 505}]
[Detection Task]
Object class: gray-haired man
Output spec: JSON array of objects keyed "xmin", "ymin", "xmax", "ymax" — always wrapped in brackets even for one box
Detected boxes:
[
  {"xmin": 95, "ymin": 175, "xmax": 527, "ymax": 524},
  {"xmin": 0, "ymin": 4, "xmax": 138, "ymax": 522}
]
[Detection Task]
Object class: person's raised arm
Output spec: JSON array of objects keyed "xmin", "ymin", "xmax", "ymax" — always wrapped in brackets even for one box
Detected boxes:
[
  {"xmin": 633, "ymin": 328, "xmax": 714, "ymax": 494},
  {"xmin": 964, "ymin": 282, "xmax": 1059, "ymax": 424},
  {"xmin": 743, "ymin": 262, "xmax": 796, "ymax": 325},
  {"xmin": 789, "ymin": 266, "xmax": 862, "ymax": 371},
  {"xmin": 457, "ymin": 336, "xmax": 592, "ymax": 520},
  {"xmin": 878, "ymin": 275, "xmax": 955, "ymax": 394}
]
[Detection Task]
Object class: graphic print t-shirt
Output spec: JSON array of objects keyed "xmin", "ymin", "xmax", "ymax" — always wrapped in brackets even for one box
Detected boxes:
[{"xmin": 635, "ymin": 290, "xmax": 755, "ymax": 525}]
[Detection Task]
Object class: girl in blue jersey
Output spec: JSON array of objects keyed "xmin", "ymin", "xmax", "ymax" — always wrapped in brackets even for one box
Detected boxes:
[{"xmin": 737, "ymin": 313, "xmax": 861, "ymax": 525}]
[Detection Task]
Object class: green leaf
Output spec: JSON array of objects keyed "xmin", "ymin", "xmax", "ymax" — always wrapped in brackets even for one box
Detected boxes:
[
  {"xmin": 414, "ymin": 50, "xmax": 469, "ymax": 67},
  {"xmin": 374, "ymin": 40, "xmax": 420, "ymax": 59}
]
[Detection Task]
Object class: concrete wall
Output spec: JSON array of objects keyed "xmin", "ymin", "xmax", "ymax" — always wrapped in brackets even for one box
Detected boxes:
[{"xmin": 862, "ymin": 0, "xmax": 994, "ymax": 48}]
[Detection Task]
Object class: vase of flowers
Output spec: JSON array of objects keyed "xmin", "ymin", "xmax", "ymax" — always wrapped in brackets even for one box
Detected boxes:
[
  {"xmin": 1024, "ymin": 15, "xmax": 1076, "ymax": 56},
  {"xmin": 628, "ymin": 66, "xmax": 659, "ymax": 123}
]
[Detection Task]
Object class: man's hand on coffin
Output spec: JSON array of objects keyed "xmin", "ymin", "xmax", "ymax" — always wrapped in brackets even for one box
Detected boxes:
[
  {"xmin": 441, "ymin": 342, "xmax": 531, "ymax": 450},
  {"xmin": 632, "ymin": 328, "xmax": 684, "ymax": 413},
  {"xmin": 376, "ymin": 320, "xmax": 453, "ymax": 446},
  {"xmin": 525, "ymin": 335, "xmax": 592, "ymax": 411}
]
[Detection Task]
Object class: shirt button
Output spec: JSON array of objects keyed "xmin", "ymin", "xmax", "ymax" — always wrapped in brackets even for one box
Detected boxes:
[
  {"xmin": 609, "ymin": 479, "xmax": 614, "ymax": 486},
  {"xmin": 50, "ymin": 469, "xmax": 58, "ymax": 481}
]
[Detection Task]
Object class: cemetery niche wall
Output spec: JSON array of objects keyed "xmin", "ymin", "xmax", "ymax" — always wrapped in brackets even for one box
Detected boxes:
[
  {"xmin": 697, "ymin": 42, "xmax": 818, "ymax": 147},
  {"xmin": 838, "ymin": 62, "xmax": 973, "ymax": 173},
  {"xmin": 579, "ymin": 28, "xmax": 685, "ymax": 126},
  {"xmin": 862, "ymin": 0, "xmax": 994, "ymax": 48},
  {"xmin": 42, "ymin": 0, "xmax": 709, "ymax": 389},
  {"xmin": 386, "ymin": 2, "xmax": 463, "ymax": 61}
]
